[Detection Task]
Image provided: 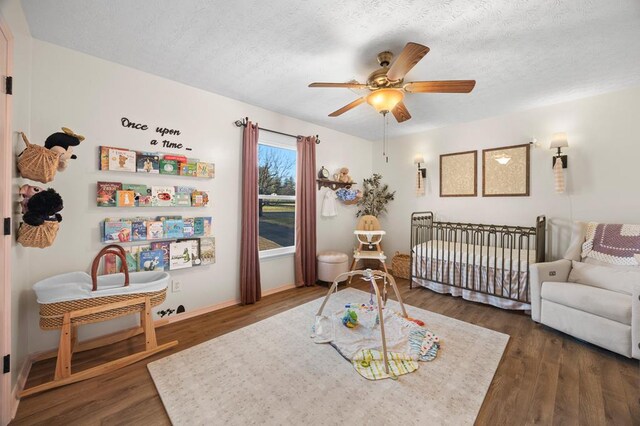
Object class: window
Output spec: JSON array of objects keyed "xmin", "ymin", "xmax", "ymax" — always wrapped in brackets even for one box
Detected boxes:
[{"xmin": 258, "ymin": 136, "xmax": 296, "ymax": 257}]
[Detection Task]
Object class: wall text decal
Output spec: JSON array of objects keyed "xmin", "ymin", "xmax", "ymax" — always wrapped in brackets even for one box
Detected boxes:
[{"xmin": 121, "ymin": 117, "xmax": 193, "ymax": 151}]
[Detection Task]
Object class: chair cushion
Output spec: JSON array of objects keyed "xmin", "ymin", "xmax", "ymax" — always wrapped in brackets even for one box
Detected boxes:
[
  {"xmin": 568, "ymin": 260, "xmax": 639, "ymax": 295},
  {"xmin": 541, "ymin": 281, "xmax": 631, "ymax": 325}
]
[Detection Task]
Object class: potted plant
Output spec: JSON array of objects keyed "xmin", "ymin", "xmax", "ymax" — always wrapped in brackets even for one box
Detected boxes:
[{"xmin": 356, "ymin": 173, "xmax": 395, "ymax": 217}]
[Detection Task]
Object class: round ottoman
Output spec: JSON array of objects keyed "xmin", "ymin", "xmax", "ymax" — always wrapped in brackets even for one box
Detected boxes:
[{"xmin": 317, "ymin": 251, "xmax": 349, "ymax": 283}]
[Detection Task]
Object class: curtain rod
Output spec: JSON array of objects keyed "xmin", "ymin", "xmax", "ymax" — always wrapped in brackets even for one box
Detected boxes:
[{"xmin": 234, "ymin": 117, "xmax": 321, "ymax": 144}]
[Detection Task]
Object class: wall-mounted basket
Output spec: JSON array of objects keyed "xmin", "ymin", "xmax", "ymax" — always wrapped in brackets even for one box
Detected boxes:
[
  {"xmin": 17, "ymin": 132, "xmax": 60, "ymax": 184},
  {"xmin": 17, "ymin": 221, "xmax": 59, "ymax": 248}
]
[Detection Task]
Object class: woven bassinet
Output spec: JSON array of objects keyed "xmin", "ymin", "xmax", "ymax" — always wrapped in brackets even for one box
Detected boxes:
[
  {"xmin": 17, "ymin": 221, "xmax": 59, "ymax": 248},
  {"xmin": 391, "ymin": 251, "xmax": 411, "ymax": 280},
  {"xmin": 37, "ymin": 245, "xmax": 168, "ymax": 330},
  {"xmin": 17, "ymin": 132, "xmax": 60, "ymax": 183}
]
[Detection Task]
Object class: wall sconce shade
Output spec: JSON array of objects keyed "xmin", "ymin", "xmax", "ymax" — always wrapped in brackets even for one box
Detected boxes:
[
  {"xmin": 414, "ymin": 154, "xmax": 427, "ymax": 178},
  {"xmin": 550, "ymin": 132, "xmax": 569, "ymax": 168}
]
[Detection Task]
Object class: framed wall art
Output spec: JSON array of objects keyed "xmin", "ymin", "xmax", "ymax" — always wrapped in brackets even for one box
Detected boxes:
[
  {"xmin": 482, "ymin": 143, "xmax": 530, "ymax": 197},
  {"xmin": 439, "ymin": 150, "xmax": 477, "ymax": 197}
]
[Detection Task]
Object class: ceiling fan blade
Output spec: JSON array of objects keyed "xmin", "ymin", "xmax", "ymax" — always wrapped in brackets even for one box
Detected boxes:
[
  {"xmin": 309, "ymin": 82, "xmax": 368, "ymax": 89},
  {"xmin": 328, "ymin": 97, "xmax": 366, "ymax": 117},
  {"xmin": 386, "ymin": 42, "xmax": 430, "ymax": 81},
  {"xmin": 404, "ymin": 80, "xmax": 476, "ymax": 93},
  {"xmin": 392, "ymin": 101, "xmax": 411, "ymax": 123}
]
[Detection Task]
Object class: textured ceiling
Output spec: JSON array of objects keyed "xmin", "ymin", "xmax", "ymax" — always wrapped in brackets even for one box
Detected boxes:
[{"xmin": 21, "ymin": 0, "xmax": 640, "ymax": 140}]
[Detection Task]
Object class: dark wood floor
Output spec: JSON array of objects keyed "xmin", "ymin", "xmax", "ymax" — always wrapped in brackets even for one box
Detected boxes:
[{"xmin": 12, "ymin": 279, "xmax": 640, "ymax": 425}]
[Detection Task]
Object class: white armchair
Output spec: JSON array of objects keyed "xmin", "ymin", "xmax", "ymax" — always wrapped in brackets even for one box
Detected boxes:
[{"xmin": 530, "ymin": 223, "xmax": 640, "ymax": 360}]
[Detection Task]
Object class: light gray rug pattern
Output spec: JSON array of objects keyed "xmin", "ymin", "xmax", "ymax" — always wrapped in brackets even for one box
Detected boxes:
[{"xmin": 148, "ymin": 288, "xmax": 509, "ymax": 425}]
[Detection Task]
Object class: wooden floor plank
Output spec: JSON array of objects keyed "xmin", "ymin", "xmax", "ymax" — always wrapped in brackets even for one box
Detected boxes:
[{"xmin": 12, "ymin": 280, "xmax": 639, "ymax": 425}]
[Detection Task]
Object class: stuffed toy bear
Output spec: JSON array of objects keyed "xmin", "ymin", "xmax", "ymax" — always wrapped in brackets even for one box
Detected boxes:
[
  {"xmin": 338, "ymin": 167, "xmax": 352, "ymax": 183},
  {"xmin": 23, "ymin": 188, "xmax": 63, "ymax": 226},
  {"xmin": 18, "ymin": 184, "xmax": 44, "ymax": 213},
  {"xmin": 44, "ymin": 127, "xmax": 85, "ymax": 171}
]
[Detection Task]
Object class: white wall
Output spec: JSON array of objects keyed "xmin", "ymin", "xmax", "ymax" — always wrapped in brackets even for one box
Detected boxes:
[
  {"xmin": 20, "ymin": 39, "xmax": 371, "ymax": 353},
  {"xmin": 373, "ymin": 86, "xmax": 640, "ymax": 262},
  {"xmin": 0, "ymin": 0, "xmax": 32, "ymax": 393}
]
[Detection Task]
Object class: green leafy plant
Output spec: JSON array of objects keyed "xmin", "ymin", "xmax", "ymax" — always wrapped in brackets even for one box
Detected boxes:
[{"xmin": 356, "ymin": 174, "xmax": 395, "ymax": 217}]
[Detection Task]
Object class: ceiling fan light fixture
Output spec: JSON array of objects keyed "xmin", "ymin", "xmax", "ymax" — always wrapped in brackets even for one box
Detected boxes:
[{"xmin": 366, "ymin": 88, "xmax": 404, "ymax": 114}]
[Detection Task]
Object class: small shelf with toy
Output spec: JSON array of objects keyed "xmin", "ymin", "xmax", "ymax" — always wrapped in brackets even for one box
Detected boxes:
[
  {"xmin": 316, "ymin": 166, "xmax": 356, "ymax": 191},
  {"xmin": 97, "ymin": 182, "xmax": 210, "ymax": 208},
  {"xmin": 316, "ymin": 179, "xmax": 355, "ymax": 190},
  {"xmin": 98, "ymin": 146, "xmax": 215, "ymax": 179}
]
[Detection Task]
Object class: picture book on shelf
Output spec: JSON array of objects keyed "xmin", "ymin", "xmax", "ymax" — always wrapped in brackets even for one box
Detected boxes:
[
  {"xmin": 102, "ymin": 252, "xmax": 120, "ymax": 275},
  {"xmin": 191, "ymin": 190, "xmax": 209, "ymax": 207},
  {"xmin": 138, "ymin": 195, "xmax": 153, "ymax": 207},
  {"xmin": 103, "ymin": 220, "xmax": 132, "ymax": 242},
  {"xmin": 131, "ymin": 219, "xmax": 148, "ymax": 241},
  {"xmin": 182, "ymin": 218, "xmax": 195, "ymax": 237},
  {"xmin": 196, "ymin": 162, "xmax": 215, "ymax": 178},
  {"xmin": 164, "ymin": 219, "xmax": 184, "ymax": 239},
  {"xmin": 124, "ymin": 245, "xmax": 146, "ymax": 272},
  {"xmin": 163, "ymin": 154, "xmax": 187, "ymax": 163},
  {"xmin": 99, "ymin": 146, "xmax": 117, "ymax": 170},
  {"xmin": 108, "ymin": 148, "xmax": 136, "ymax": 172},
  {"xmin": 175, "ymin": 186, "xmax": 195, "ymax": 194},
  {"xmin": 116, "ymin": 190, "xmax": 136, "ymax": 207},
  {"xmin": 169, "ymin": 241, "xmax": 193, "ymax": 270},
  {"xmin": 97, "ymin": 182, "xmax": 122, "ymax": 207},
  {"xmin": 152, "ymin": 186, "xmax": 175, "ymax": 207},
  {"xmin": 122, "ymin": 184, "xmax": 150, "ymax": 206},
  {"xmin": 147, "ymin": 220, "xmax": 164, "ymax": 240},
  {"xmin": 136, "ymin": 152, "xmax": 160, "ymax": 173},
  {"xmin": 159, "ymin": 159, "xmax": 178, "ymax": 175},
  {"xmin": 178, "ymin": 238, "xmax": 201, "ymax": 266},
  {"xmin": 202, "ymin": 217, "xmax": 212, "ymax": 236},
  {"xmin": 200, "ymin": 237, "xmax": 215, "ymax": 265},
  {"xmin": 193, "ymin": 217, "xmax": 205, "ymax": 236},
  {"xmin": 139, "ymin": 249, "xmax": 165, "ymax": 271},
  {"xmin": 175, "ymin": 193, "xmax": 191, "ymax": 207},
  {"xmin": 150, "ymin": 241, "xmax": 172, "ymax": 271},
  {"xmin": 179, "ymin": 163, "xmax": 197, "ymax": 177}
]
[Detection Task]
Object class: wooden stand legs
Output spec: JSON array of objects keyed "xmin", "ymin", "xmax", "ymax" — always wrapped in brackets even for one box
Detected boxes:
[{"xmin": 20, "ymin": 296, "xmax": 178, "ymax": 398}]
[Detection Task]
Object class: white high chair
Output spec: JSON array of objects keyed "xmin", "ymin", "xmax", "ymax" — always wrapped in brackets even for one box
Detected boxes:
[{"xmin": 349, "ymin": 215, "xmax": 389, "ymax": 283}]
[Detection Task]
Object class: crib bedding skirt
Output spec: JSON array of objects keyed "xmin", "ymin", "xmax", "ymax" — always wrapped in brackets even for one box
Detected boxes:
[{"xmin": 412, "ymin": 241, "xmax": 536, "ymax": 310}]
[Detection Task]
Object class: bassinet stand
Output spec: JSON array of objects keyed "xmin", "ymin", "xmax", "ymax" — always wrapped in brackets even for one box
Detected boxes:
[
  {"xmin": 20, "ymin": 246, "xmax": 178, "ymax": 398},
  {"xmin": 316, "ymin": 269, "xmax": 407, "ymax": 374}
]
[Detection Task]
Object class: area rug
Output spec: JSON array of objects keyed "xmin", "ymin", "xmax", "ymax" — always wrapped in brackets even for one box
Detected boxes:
[{"xmin": 148, "ymin": 288, "xmax": 509, "ymax": 425}]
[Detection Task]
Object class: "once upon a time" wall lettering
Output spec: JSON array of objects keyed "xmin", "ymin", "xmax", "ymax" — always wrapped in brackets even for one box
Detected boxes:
[{"xmin": 120, "ymin": 116, "xmax": 193, "ymax": 151}]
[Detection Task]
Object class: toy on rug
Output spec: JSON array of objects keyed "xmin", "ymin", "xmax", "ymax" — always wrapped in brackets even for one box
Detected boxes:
[
  {"xmin": 406, "ymin": 317, "xmax": 425, "ymax": 327},
  {"xmin": 19, "ymin": 184, "xmax": 44, "ymax": 213},
  {"xmin": 342, "ymin": 308, "xmax": 358, "ymax": 328},
  {"xmin": 44, "ymin": 127, "xmax": 85, "ymax": 171}
]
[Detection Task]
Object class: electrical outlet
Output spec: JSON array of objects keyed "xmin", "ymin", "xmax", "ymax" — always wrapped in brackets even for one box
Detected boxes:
[{"xmin": 172, "ymin": 280, "xmax": 181, "ymax": 292}]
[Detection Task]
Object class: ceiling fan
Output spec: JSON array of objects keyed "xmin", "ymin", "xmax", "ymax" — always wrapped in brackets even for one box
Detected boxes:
[{"xmin": 308, "ymin": 42, "xmax": 476, "ymax": 123}]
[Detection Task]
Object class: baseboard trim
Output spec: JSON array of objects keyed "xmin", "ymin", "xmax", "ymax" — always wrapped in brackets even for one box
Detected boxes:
[
  {"xmin": 156, "ymin": 283, "xmax": 297, "ymax": 327},
  {"xmin": 11, "ymin": 355, "xmax": 33, "ymax": 420}
]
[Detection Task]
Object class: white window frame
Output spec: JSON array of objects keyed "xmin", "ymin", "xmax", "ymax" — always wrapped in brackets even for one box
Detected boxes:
[{"xmin": 257, "ymin": 137, "xmax": 297, "ymax": 259}]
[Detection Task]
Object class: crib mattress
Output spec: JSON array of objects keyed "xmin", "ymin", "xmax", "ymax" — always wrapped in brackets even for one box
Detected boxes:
[
  {"xmin": 34, "ymin": 271, "xmax": 170, "ymax": 304},
  {"xmin": 413, "ymin": 241, "xmax": 536, "ymax": 271}
]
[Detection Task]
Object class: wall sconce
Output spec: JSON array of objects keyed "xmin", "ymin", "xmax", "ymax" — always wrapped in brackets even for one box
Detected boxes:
[
  {"xmin": 414, "ymin": 155, "xmax": 426, "ymax": 178},
  {"xmin": 550, "ymin": 132, "xmax": 569, "ymax": 168}
]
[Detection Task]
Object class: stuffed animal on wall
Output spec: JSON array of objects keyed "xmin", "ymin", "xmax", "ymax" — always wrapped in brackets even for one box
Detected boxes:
[
  {"xmin": 19, "ymin": 184, "xmax": 44, "ymax": 213},
  {"xmin": 22, "ymin": 188, "xmax": 63, "ymax": 226},
  {"xmin": 44, "ymin": 127, "xmax": 85, "ymax": 171},
  {"xmin": 338, "ymin": 167, "xmax": 352, "ymax": 183}
]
